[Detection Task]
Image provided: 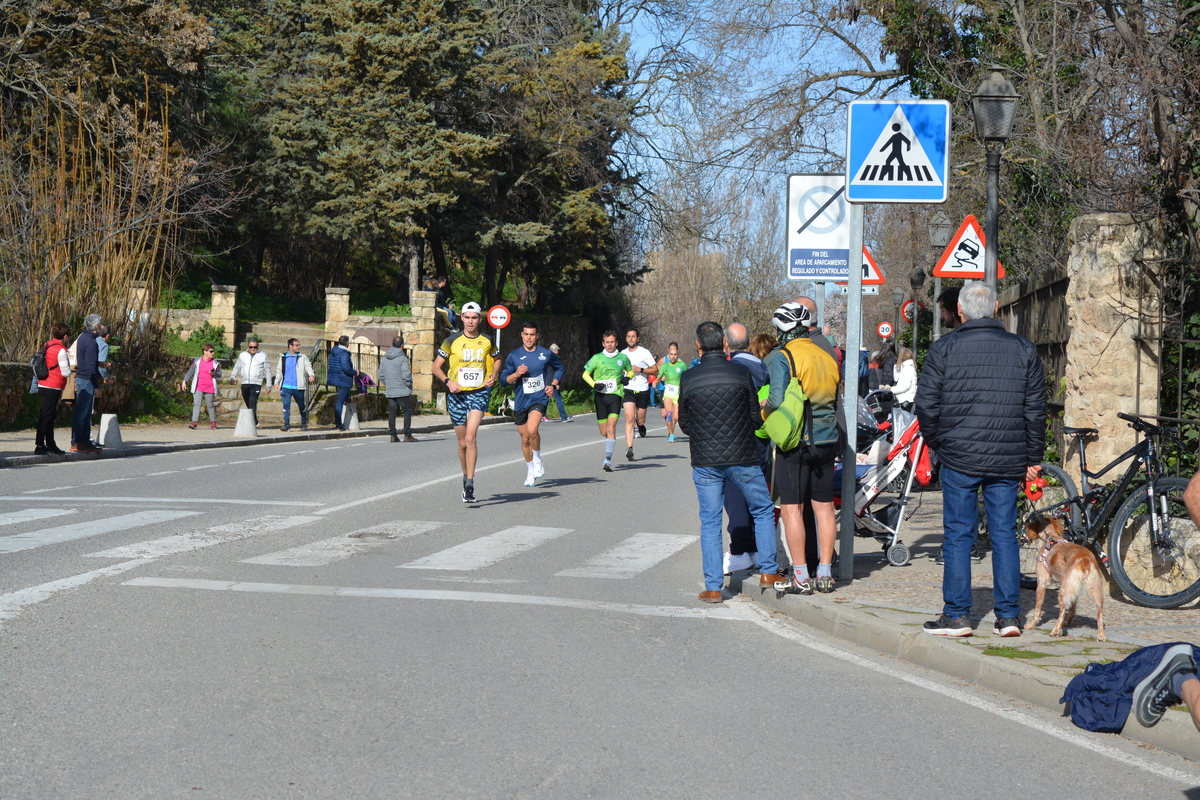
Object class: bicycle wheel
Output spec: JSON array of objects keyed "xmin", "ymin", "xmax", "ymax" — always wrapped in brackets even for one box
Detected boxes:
[
  {"xmin": 1015, "ymin": 463, "xmax": 1080, "ymax": 588},
  {"xmin": 1107, "ymin": 477, "xmax": 1200, "ymax": 608}
]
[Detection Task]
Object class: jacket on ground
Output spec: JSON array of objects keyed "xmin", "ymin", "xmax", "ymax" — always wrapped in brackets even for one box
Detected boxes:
[{"xmin": 1061, "ymin": 642, "xmax": 1200, "ymax": 733}]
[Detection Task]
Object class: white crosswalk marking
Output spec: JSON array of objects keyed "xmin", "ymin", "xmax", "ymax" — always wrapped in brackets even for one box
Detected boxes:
[
  {"xmin": 243, "ymin": 520, "xmax": 447, "ymax": 567},
  {"xmin": 399, "ymin": 526, "xmax": 572, "ymax": 571},
  {"xmin": 86, "ymin": 516, "xmax": 322, "ymax": 559},
  {"xmin": 0, "ymin": 508, "xmax": 74, "ymax": 527},
  {"xmin": 0, "ymin": 510, "xmax": 202, "ymax": 554},
  {"xmin": 555, "ymin": 533, "xmax": 697, "ymax": 579}
]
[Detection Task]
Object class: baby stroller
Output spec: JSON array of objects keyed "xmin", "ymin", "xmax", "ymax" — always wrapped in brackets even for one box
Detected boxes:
[{"xmin": 833, "ymin": 406, "xmax": 933, "ymax": 567}]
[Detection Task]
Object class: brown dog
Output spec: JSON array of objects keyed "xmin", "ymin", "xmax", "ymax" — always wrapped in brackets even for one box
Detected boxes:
[{"xmin": 1023, "ymin": 517, "xmax": 1106, "ymax": 641}]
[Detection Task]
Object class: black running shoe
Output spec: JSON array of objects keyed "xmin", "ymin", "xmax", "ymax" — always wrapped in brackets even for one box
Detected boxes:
[
  {"xmin": 993, "ymin": 617, "xmax": 1021, "ymax": 637},
  {"xmin": 1132, "ymin": 644, "xmax": 1197, "ymax": 727},
  {"xmin": 637, "ymin": 424, "xmax": 647, "ymax": 438},
  {"xmin": 923, "ymin": 614, "xmax": 973, "ymax": 637},
  {"xmin": 626, "ymin": 447, "xmax": 635, "ymax": 462},
  {"xmin": 462, "ymin": 485, "xmax": 476, "ymax": 504}
]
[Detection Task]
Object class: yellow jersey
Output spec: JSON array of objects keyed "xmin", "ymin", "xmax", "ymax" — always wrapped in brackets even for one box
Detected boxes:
[{"xmin": 438, "ymin": 332, "xmax": 499, "ymax": 391}]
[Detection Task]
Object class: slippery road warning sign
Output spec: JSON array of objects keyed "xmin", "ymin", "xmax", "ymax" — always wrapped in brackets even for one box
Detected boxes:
[
  {"xmin": 846, "ymin": 100, "xmax": 951, "ymax": 204},
  {"xmin": 932, "ymin": 215, "xmax": 1006, "ymax": 279}
]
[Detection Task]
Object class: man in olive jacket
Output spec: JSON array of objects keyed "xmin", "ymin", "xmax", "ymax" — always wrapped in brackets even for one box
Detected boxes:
[
  {"xmin": 915, "ymin": 280, "xmax": 1046, "ymax": 638},
  {"xmin": 677, "ymin": 321, "xmax": 782, "ymax": 603}
]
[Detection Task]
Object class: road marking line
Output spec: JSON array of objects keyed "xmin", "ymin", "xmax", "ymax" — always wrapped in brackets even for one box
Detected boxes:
[
  {"xmin": 731, "ymin": 601, "xmax": 1200, "ymax": 785},
  {"xmin": 86, "ymin": 478, "xmax": 133, "ymax": 486},
  {"xmin": 122, "ymin": 577, "xmax": 745, "ymax": 620},
  {"xmin": 243, "ymin": 520, "xmax": 447, "ymax": 567},
  {"xmin": 0, "ymin": 497, "xmax": 324, "ymax": 507},
  {"xmin": 555, "ymin": 533, "xmax": 697, "ymax": 579},
  {"xmin": 322, "ymin": 447, "xmax": 342, "ymax": 450},
  {"xmin": 0, "ymin": 510, "xmax": 203, "ymax": 554},
  {"xmin": 186, "ymin": 464, "xmax": 222, "ymax": 471},
  {"xmin": 22, "ymin": 486, "xmax": 76, "ymax": 494},
  {"xmin": 0, "ymin": 508, "xmax": 75, "ymax": 527},
  {"xmin": 399, "ymin": 526, "xmax": 572, "ymax": 571},
  {"xmin": 86, "ymin": 516, "xmax": 322, "ymax": 559},
  {"xmin": 145, "ymin": 471, "xmax": 179, "ymax": 476},
  {"xmin": 0, "ymin": 559, "xmax": 155, "ymax": 621},
  {"xmin": 227, "ymin": 460, "xmax": 254, "ymax": 465}
]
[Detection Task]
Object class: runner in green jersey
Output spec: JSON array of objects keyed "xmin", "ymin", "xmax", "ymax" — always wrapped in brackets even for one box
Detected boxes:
[
  {"xmin": 582, "ymin": 331, "xmax": 633, "ymax": 472},
  {"xmin": 656, "ymin": 342, "xmax": 688, "ymax": 442}
]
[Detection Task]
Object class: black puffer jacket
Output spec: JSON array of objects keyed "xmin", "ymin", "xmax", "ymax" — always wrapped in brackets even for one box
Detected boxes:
[
  {"xmin": 677, "ymin": 351, "xmax": 762, "ymax": 467},
  {"xmin": 915, "ymin": 318, "xmax": 1046, "ymax": 478}
]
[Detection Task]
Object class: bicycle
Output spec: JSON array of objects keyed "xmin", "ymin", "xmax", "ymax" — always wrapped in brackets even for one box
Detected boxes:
[{"xmin": 1019, "ymin": 412, "xmax": 1200, "ymax": 609}]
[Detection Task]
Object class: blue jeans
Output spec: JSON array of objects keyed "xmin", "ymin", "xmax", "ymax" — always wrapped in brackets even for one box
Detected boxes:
[
  {"xmin": 334, "ymin": 386, "xmax": 351, "ymax": 427},
  {"xmin": 280, "ymin": 386, "xmax": 306, "ymax": 427},
  {"xmin": 940, "ymin": 465, "xmax": 1021, "ymax": 619},
  {"xmin": 693, "ymin": 464, "xmax": 779, "ymax": 590},
  {"xmin": 553, "ymin": 386, "xmax": 568, "ymax": 420},
  {"xmin": 72, "ymin": 379, "xmax": 95, "ymax": 446}
]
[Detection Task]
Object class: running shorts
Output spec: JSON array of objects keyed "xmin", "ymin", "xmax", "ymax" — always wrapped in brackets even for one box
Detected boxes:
[
  {"xmin": 448, "ymin": 388, "xmax": 491, "ymax": 426},
  {"xmin": 623, "ymin": 389, "xmax": 650, "ymax": 410},
  {"xmin": 514, "ymin": 403, "xmax": 547, "ymax": 426},
  {"xmin": 594, "ymin": 393, "xmax": 622, "ymax": 419},
  {"xmin": 774, "ymin": 443, "xmax": 839, "ymax": 505}
]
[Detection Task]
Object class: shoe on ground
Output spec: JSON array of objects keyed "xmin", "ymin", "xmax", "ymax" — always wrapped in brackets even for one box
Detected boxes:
[
  {"xmin": 1133, "ymin": 643, "xmax": 1197, "ymax": 727},
  {"xmin": 188, "ymin": 421, "xmax": 197, "ymax": 430},
  {"xmin": 626, "ymin": 447, "xmax": 635, "ymax": 462},
  {"xmin": 70, "ymin": 443, "xmax": 99, "ymax": 453},
  {"xmin": 48, "ymin": 446, "xmax": 66, "ymax": 456},
  {"xmin": 404, "ymin": 435, "xmax": 418, "ymax": 442},
  {"xmin": 34, "ymin": 446, "xmax": 48, "ymax": 456},
  {"xmin": 563, "ymin": 415, "xmax": 574, "ymax": 423},
  {"xmin": 668, "ymin": 434, "xmax": 675, "ymax": 443},
  {"xmin": 699, "ymin": 590, "xmax": 723, "ymax": 604},
  {"xmin": 462, "ymin": 485, "xmax": 477, "ymax": 504},
  {"xmin": 923, "ymin": 614, "xmax": 973, "ymax": 637},
  {"xmin": 300, "ymin": 423, "xmax": 308, "ymax": 431},
  {"xmin": 774, "ymin": 575, "xmax": 814, "ymax": 594},
  {"xmin": 638, "ymin": 424, "xmax": 647, "ymax": 438},
  {"xmin": 523, "ymin": 473, "xmax": 536, "ymax": 487},
  {"xmin": 390, "ymin": 435, "xmax": 400, "ymax": 442},
  {"xmin": 759, "ymin": 572, "xmax": 786, "ymax": 586},
  {"xmin": 281, "ymin": 425, "xmax": 291, "ymax": 432},
  {"xmin": 724, "ymin": 552, "xmax": 754, "ymax": 574},
  {"xmin": 993, "ymin": 617, "xmax": 1021, "ymax": 637},
  {"xmin": 210, "ymin": 421, "xmax": 218, "ymax": 430},
  {"xmin": 815, "ymin": 575, "xmax": 835, "ymax": 593},
  {"xmin": 602, "ymin": 459, "xmax": 613, "ymax": 473}
]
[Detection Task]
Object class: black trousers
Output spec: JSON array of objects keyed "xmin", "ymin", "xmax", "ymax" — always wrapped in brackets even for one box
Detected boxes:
[
  {"xmin": 36, "ymin": 387, "xmax": 62, "ymax": 449},
  {"xmin": 388, "ymin": 396, "xmax": 414, "ymax": 436},
  {"xmin": 241, "ymin": 384, "xmax": 261, "ymax": 423}
]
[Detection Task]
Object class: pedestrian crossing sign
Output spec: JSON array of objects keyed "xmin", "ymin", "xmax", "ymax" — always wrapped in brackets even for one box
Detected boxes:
[{"xmin": 846, "ymin": 100, "xmax": 951, "ymax": 204}]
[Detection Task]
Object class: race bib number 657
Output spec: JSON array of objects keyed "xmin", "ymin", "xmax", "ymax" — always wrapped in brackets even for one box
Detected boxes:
[{"xmin": 457, "ymin": 367, "xmax": 485, "ymax": 388}]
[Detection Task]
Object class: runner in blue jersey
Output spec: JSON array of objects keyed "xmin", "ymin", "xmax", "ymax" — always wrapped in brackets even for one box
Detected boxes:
[{"xmin": 500, "ymin": 320, "xmax": 565, "ymax": 486}]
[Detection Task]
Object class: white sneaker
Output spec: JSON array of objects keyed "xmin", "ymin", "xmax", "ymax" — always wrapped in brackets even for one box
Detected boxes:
[
  {"xmin": 523, "ymin": 473, "xmax": 536, "ymax": 487},
  {"xmin": 723, "ymin": 552, "xmax": 754, "ymax": 574},
  {"xmin": 532, "ymin": 460, "xmax": 544, "ymax": 478}
]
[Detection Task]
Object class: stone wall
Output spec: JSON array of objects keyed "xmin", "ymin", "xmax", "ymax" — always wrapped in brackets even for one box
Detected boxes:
[
  {"xmin": 326, "ymin": 289, "xmax": 438, "ymax": 403},
  {"xmin": 1061, "ymin": 214, "xmax": 1161, "ymax": 481},
  {"xmin": 0, "ymin": 364, "xmax": 34, "ymax": 430},
  {"xmin": 154, "ymin": 309, "xmax": 211, "ymax": 340}
]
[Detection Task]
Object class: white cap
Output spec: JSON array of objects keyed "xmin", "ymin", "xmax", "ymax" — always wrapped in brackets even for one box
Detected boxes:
[{"xmin": 461, "ymin": 301, "xmax": 482, "ymax": 314}]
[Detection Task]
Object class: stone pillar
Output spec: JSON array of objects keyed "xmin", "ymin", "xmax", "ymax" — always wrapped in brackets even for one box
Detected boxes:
[
  {"xmin": 409, "ymin": 290, "xmax": 439, "ymax": 403},
  {"xmin": 209, "ymin": 285, "xmax": 238, "ymax": 347},
  {"xmin": 325, "ymin": 288, "xmax": 350, "ymax": 337},
  {"xmin": 1062, "ymin": 213, "xmax": 1161, "ymax": 483},
  {"xmin": 128, "ymin": 281, "xmax": 149, "ymax": 311}
]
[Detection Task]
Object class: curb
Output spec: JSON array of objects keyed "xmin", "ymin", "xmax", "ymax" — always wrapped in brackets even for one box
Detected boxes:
[
  {"xmin": 0, "ymin": 416, "xmax": 514, "ymax": 469},
  {"xmin": 728, "ymin": 573, "xmax": 1200, "ymax": 763}
]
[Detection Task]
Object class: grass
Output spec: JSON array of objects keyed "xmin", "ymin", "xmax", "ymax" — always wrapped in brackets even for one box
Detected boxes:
[
  {"xmin": 982, "ymin": 645, "xmax": 1055, "ymax": 660},
  {"xmin": 163, "ymin": 324, "xmax": 235, "ymax": 361}
]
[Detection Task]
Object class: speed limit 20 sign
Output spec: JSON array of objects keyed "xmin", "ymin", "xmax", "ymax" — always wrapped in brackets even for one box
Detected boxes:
[
  {"xmin": 487, "ymin": 305, "xmax": 511, "ymax": 329},
  {"xmin": 877, "ymin": 321, "xmax": 893, "ymax": 338}
]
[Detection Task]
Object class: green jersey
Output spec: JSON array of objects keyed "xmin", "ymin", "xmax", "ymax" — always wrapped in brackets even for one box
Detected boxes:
[
  {"xmin": 658, "ymin": 359, "xmax": 688, "ymax": 386},
  {"xmin": 584, "ymin": 350, "xmax": 632, "ymax": 397}
]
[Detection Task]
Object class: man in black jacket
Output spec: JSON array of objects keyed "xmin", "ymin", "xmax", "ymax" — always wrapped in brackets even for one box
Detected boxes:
[
  {"xmin": 677, "ymin": 321, "xmax": 783, "ymax": 603},
  {"xmin": 915, "ymin": 280, "xmax": 1046, "ymax": 637}
]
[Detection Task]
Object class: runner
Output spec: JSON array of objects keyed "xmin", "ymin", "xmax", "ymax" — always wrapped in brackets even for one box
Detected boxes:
[
  {"xmin": 620, "ymin": 327, "xmax": 657, "ymax": 460},
  {"xmin": 656, "ymin": 342, "xmax": 688, "ymax": 443},
  {"xmin": 500, "ymin": 321, "xmax": 564, "ymax": 486},
  {"xmin": 431, "ymin": 302, "xmax": 500, "ymax": 503},
  {"xmin": 582, "ymin": 331, "xmax": 633, "ymax": 472}
]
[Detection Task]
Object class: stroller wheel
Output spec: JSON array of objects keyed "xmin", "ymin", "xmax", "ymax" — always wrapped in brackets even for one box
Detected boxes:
[{"xmin": 886, "ymin": 542, "xmax": 911, "ymax": 567}]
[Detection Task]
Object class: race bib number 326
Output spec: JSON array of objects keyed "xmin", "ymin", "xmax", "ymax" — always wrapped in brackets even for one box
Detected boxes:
[{"xmin": 522, "ymin": 374, "xmax": 545, "ymax": 395}]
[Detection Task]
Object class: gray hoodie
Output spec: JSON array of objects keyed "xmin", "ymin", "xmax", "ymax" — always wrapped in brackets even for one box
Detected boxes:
[{"xmin": 378, "ymin": 346, "xmax": 412, "ymax": 398}]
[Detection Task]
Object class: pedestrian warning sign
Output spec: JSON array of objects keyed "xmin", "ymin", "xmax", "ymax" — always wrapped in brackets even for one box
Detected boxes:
[
  {"xmin": 932, "ymin": 215, "xmax": 1006, "ymax": 279},
  {"xmin": 834, "ymin": 247, "xmax": 885, "ymax": 286},
  {"xmin": 846, "ymin": 100, "xmax": 951, "ymax": 204}
]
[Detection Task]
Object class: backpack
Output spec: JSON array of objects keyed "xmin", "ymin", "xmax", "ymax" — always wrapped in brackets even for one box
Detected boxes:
[
  {"xmin": 761, "ymin": 348, "xmax": 809, "ymax": 451},
  {"xmin": 30, "ymin": 344, "xmax": 50, "ymax": 381}
]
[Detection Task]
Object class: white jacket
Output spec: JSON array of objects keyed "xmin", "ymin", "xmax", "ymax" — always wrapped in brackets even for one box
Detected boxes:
[
  {"xmin": 891, "ymin": 359, "xmax": 918, "ymax": 404},
  {"xmin": 274, "ymin": 352, "xmax": 316, "ymax": 388},
  {"xmin": 231, "ymin": 350, "xmax": 272, "ymax": 386}
]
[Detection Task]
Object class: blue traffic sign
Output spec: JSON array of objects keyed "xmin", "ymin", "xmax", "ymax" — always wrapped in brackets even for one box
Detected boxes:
[{"xmin": 846, "ymin": 100, "xmax": 951, "ymax": 203}]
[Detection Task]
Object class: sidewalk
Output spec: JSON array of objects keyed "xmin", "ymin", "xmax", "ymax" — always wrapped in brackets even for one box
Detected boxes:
[
  {"xmin": 731, "ymin": 488, "xmax": 1200, "ymax": 763},
  {"xmin": 0, "ymin": 412, "xmax": 527, "ymax": 468}
]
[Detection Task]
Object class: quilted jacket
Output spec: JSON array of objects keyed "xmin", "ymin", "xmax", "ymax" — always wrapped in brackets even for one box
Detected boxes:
[
  {"xmin": 677, "ymin": 351, "xmax": 762, "ymax": 467},
  {"xmin": 914, "ymin": 318, "xmax": 1046, "ymax": 478}
]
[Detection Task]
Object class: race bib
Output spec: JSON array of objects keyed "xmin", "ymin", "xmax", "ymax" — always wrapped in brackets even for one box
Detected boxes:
[
  {"xmin": 663, "ymin": 384, "xmax": 680, "ymax": 400},
  {"xmin": 457, "ymin": 366, "xmax": 485, "ymax": 389},
  {"xmin": 522, "ymin": 374, "xmax": 545, "ymax": 395},
  {"xmin": 596, "ymin": 378, "xmax": 618, "ymax": 394}
]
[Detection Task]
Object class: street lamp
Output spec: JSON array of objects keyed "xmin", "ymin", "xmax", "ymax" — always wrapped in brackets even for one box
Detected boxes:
[
  {"xmin": 928, "ymin": 211, "xmax": 953, "ymax": 341},
  {"xmin": 909, "ymin": 269, "xmax": 926, "ymax": 358},
  {"xmin": 971, "ymin": 72, "xmax": 1020, "ymax": 292},
  {"xmin": 891, "ymin": 285, "xmax": 904, "ymax": 345}
]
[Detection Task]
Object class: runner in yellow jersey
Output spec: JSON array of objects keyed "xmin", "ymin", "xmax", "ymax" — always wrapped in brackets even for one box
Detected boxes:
[{"xmin": 432, "ymin": 302, "xmax": 501, "ymax": 503}]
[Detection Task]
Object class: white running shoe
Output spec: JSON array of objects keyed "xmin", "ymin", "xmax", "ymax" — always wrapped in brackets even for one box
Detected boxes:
[
  {"xmin": 532, "ymin": 460, "xmax": 544, "ymax": 478},
  {"xmin": 523, "ymin": 473, "xmax": 536, "ymax": 487},
  {"xmin": 724, "ymin": 552, "xmax": 754, "ymax": 573}
]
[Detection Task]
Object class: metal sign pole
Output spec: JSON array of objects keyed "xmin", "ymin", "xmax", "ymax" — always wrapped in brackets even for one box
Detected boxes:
[
  {"xmin": 839, "ymin": 204, "xmax": 864, "ymax": 584},
  {"xmin": 815, "ymin": 285, "xmax": 826, "ymax": 328}
]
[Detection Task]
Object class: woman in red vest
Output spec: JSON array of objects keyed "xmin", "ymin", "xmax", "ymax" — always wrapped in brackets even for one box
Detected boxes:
[{"xmin": 35, "ymin": 322, "xmax": 72, "ymax": 456}]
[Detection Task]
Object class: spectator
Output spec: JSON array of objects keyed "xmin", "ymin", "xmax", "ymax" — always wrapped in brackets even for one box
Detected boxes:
[
  {"xmin": 274, "ymin": 338, "xmax": 316, "ymax": 432},
  {"xmin": 867, "ymin": 350, "xmax": 882, "ymax": 394},
  {"xmin": 720, "ymin": 321, "xmax": 770, "ymax": 574},
  {"xmin": 878, "ymin": 342, "xmax": 897, "ymax": 385},
  {"xmin": 548, "ymin": 344, "xmax": 573, "ymax": 422},
  {"xmin": 34, "ymin": 322, "xmax": 71, "ymax": 456},
  {"xmin": 1062, "ymin": 643, "xmax": 1200, "ymax": 734},
  {"xmin": 327, "ymin": 335, "xmax": 359, "ymax": 430},
  {"xmin": 857, "ymin": 345, "xmax": 872, "ymax": 397},
  {"xmin": 916, "ymin": 280, "xmax": 1046, "ymax": 637},
  {"xmin": 182, "ymin": 343, "xmax": 222, "ymax": 430},
  {"xmin": 749, "ymin": 333, "xmax": 778, "ymax": 361},
  {"xmin": 677, "ymin": 321, "xmax": 782, "ymax": 602},
  {"xmin": 937, "ymin": 286, "xmax": 963, "ymax": 333},
  {"xmin": 96, "ymin": 324, "xmax": 113, "ymax": 384},
  {"xmin": 379, "ymin": 335, "xmax": 417, "ymax": 442},
  {"xmin": 888, "ymin": 346, "xmax": 918, "ymax": 410},
  {"xmin": 71, "ymin": 313, "xmax": 103, "ymax": 452},
  {"xmin": 230, "ymin": 337, "xmax": 272, "ymax": 427},
  {"xmin": 425, "ymin": 275, "xmax": 458, "ymax": 331}
]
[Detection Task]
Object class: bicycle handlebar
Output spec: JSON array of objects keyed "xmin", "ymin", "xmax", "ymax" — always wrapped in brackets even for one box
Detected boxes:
[{"xmin": 1116, "ymin": 412, "xmax": 1180, "ymax": 443}]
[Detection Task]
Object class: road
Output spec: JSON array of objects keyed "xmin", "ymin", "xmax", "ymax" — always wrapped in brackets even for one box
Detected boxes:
[{"xmin": 2, "ymin": 419, "xmax": 1198, "ymax": 798}]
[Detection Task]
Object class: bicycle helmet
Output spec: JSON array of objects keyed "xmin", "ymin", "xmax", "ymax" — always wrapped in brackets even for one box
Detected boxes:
[{"xmin": 771, "ymin": 301, "xmax": 811, "ymax": 333}]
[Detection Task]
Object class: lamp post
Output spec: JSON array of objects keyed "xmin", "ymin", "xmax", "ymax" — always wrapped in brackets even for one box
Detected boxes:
[
  {"xmin": 891, "ymin": 285, "xmax": 904, "ymax": 346},
  {"xmin": 928, "ymin": 211, "xmax": 953, "ymax": 341},
  {"xmin": 909, "ymin": 269, "xmax": 927, "ymax": 358},
  {"xmin": 971, "ymin": 72, "xmax": 1020, "ymax": 293}
]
